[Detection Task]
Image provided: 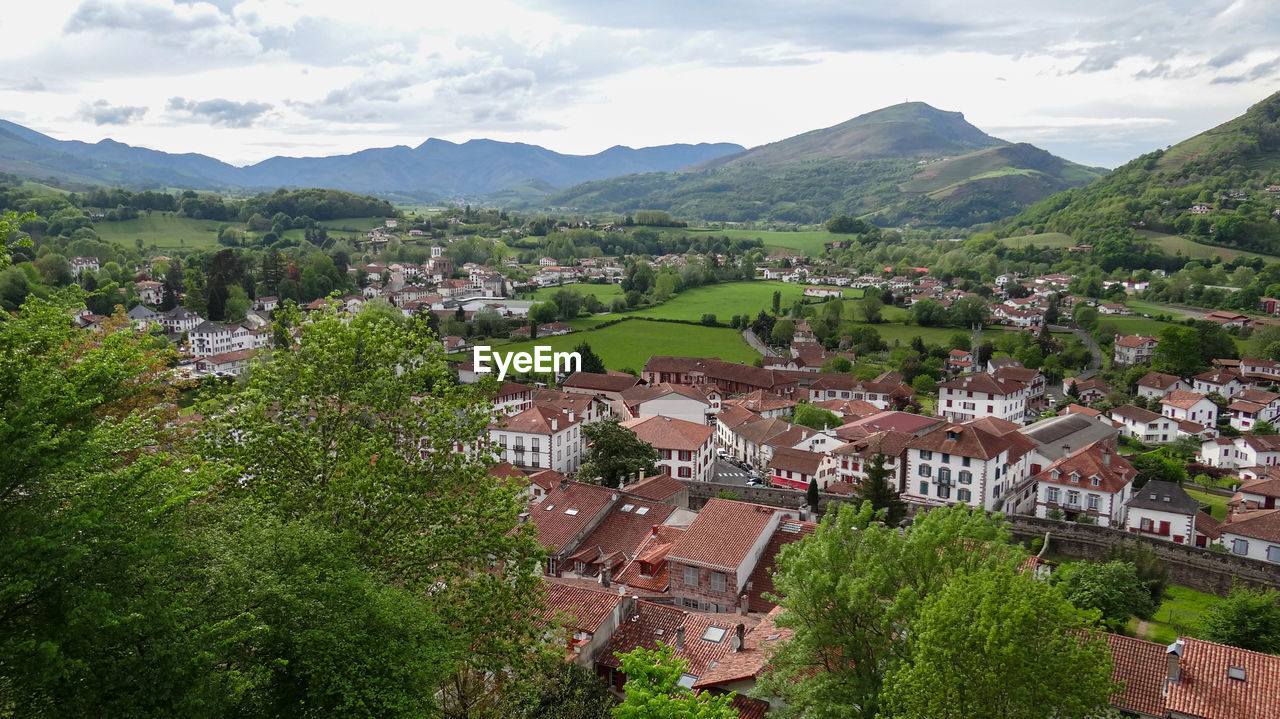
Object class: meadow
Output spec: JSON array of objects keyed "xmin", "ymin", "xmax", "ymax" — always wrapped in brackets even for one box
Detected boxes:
[
  {"xmin": 92, "ymin": 214, "xmax": 231, "ymax": 251},
  {"xmin": 531, "ymin": 283, "xmax": 624, "ymax": 302},
  {"xmin": 486, "ymin": 319, "xmax": 760, "ymax": 372},
  {"xmin": 1127, "ymin": 586, "xmax": 1221, "ymax": 645},
  {"xmin": 997, "ymin": 232, "xmax": 1075, "ymax": 249},
  {"xmin": 562, "ymin": 280, "xmax": 845, "ymax": 328},
  {"xmin": 674, "ymin": 227, "xmax": 840, "ymax": 256}
]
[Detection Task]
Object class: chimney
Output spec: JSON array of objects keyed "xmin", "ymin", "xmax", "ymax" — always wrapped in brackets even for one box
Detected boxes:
[
  {"xmin": 651, "ymin": 525, "xmax": 660, "ymax": 536},
  {"xmin": 1102, "ymin": 451, "xmax": 1111, "ymax": 467},
  {"xmin": 569, "ymin": 411, "xmax": 575, "ymax": 423},
  {"xmin": 599, "ymin": 569, "xmax": 610, "ymax": 589},
  {"xmin": 676, "ymin": 624, "xmax": 686, "ymax": 649},
  {"xmin": 739, "ymin": 592, "xmax": 750, "ymax": 616},
  {"xmin": 518, "ymin": 511, "xmax": 530, "ymax": 525},
  {"xmin": 559, "ymin": 477, "xmax": 570, "ymax": 491},
  {"xmin": 1166, "ymin": 639, "xmax": 1185, "ymax": 686}
]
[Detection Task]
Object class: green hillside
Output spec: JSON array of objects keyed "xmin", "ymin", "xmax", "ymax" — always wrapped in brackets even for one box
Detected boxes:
[
  {"xmin": 1000, "ymin": 90, "xmax": 1280, "ymax": 255},
  {"xmin": 534, "ymin": 104, "xmax": 1103, "ymax": 227}
]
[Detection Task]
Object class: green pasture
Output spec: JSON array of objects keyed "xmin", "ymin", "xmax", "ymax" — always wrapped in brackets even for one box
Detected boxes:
[{"xmin": 492, "ymin": 318, "xmax": 760, "ymax": 371}]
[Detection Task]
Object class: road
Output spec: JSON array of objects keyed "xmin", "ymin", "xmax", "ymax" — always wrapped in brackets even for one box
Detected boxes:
[
  {"xmin": 712, "ymin": 459, "xmax": 762, "ymax": 486},
  {"xmin": 1046, "ymin": 324, "xmax": 1104, "ymax": 405},
  {"xmin": 743, "ymin": 329, "xmax": 781, "ymax": 358}
]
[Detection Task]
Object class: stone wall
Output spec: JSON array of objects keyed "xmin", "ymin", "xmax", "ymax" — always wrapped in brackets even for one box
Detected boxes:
[{"xmin": 679, "ymin": 480, "xmax": 1279, "ymax": 596}]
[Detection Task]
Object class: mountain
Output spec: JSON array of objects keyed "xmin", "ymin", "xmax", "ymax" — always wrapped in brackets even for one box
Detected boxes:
[
  {"xmin": 999, "ymin": 90, "xmax": 1280, "ymax": 255},
  {"xmin": 533, "ymin": 102, "xmax": 1106, "ymax": 227},
  {"xmin": 0, "ymin": 119, "xmax": 744, "ymax": 196}
]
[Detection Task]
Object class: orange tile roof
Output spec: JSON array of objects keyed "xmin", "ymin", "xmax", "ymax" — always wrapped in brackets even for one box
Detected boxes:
[
  {"xmin": 493, "ymin": 404, "xmax": 584, "ymax": 435},
  {"xmin": 529, "ymin": 481, "xmax": 617, "ymax": 552},
  {"xmin": 746, "ymin": 519, "xmax": 817, "ymax": 613},
  {"xmin": 615, "ymin": 525, "xmax": 684, "ymax": 593},
  {"xmin": 1161, "ymin": 390, "xmax": 1212, "ymax": 410},
  {"xmin": 1220, "ymin": 508, "xmax": 1280, "ymax": 543},
  {"xmin": 575, "ymin": 500, "xmax": 677, "ymax": 566},
  {"xmin": 768, "ymin": 447, "xmax": 826, "ymax": 476},
  {"xmin": 1114, "ymin": 334, "xmax": 1158, "ymax": 348},
  {"xmin": 620, "ymin": 415, "xmax": 715, "ymax": 451},
  {"xmin": 695, "ymin": 606, "xmax": 793, "ymax": 689},
  {"xmin": 1139, "ymin": 371, "xmax": 1186, "ymax": 389},
  {"xmin": 1105, "ymin": 633, "xmax": 1169, "ymax": 717},
  {"xmin": 669, "ymin": 499, "xmax": 783, "ymax": 572},
  {"xmin": 541, "ymin": 580, "xmax": 623, "ymax": 635},
  {"xmin": 907, "ymin": 422, "xmax": 1031, "ymax": 461},
  {"xmin": 1033, "ymin": 442, "xmax": 1136, "ymax": 494},
  {"xmin": 598, "ymin": 600, "xmax": 749, "ymax": 679},
  {"xmin": 623, "ymin": 473, "xmax": 686, "ymax": 502},
  {"xmin": 717, "ymin": 404, "xmax": 765, "ymax": 431},
  {"xmin": 1167, "ymin": 637, "xmax": 1280, "ymax": 719}
]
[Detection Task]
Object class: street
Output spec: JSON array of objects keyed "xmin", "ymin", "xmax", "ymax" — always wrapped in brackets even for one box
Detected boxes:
[{"xmin": 712, "ymin": 458, "xmax": 762, "ymax": 485}]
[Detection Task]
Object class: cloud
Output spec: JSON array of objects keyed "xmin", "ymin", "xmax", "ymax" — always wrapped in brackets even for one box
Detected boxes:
[
  {"xmin": 1210, "ymin": 56, "xmax": 1280, "ymax": 84},
  {"xmin": 167, "ymin": 96, "xmax": 272, "ymax": 127},
  {"xmin": 77, "ymin": 99, "xmax": 148, "ymax": 125}
]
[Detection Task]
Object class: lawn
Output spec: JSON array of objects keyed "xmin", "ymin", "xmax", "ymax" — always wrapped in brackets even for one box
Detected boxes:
[
  {"xmin": 93, "ymin": 213, "xmax": 232, "ymax": 251},
  {"xmin": 484, "ymin": 318, "xmax": 760, "ymax": 372},
  {"xmin": 1185, "ymin": 488, "xmax": 1229, "ymax": 521},
  {"xmin": 1097, "ymin": 315, "xmax": 1251, "ymax": 351},
  {"xmin": 998, "ymin": 232, "xmax": 1076, "ymax": 249},
  {"xmin": 1128, "ymin": 586, "xmax": 1221, "ymax": 645},
  {"xmin": 531, "ymin": 283, "xmax": 624, "ymax": 302},
  {"xmin": 562, "ymin": 281, "xmax": 840, "ymax": 328},
  {"xmin": 673, "ymin": 228, "xmax": 840, "ymax": 256},
  {"xmin": 1137, "ymin": 230, "xmax": 1278, "ymax": 262}
]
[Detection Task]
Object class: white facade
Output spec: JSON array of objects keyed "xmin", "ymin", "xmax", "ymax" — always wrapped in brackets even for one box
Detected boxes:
[
  {"xmin": 937, "ymin": 382, "xmax": 1026, "ymax": 424},
  {"xmin": 1222, "ymin": 527, "xmax": 1280, "ymax": 564},
  {"xmin": 1197, "ymin": 436, "xmax": 1280, "ymax": 470},
  {"xmin": 1034, "ymin": 480, "xmax": 1129, "ymax": 527},
  {"xmin": 635, "ymin": 394, "xmax": 713, "ymax": 425},
  {"xmin": 1161, "ymin": 396, "xmax": 1218, "ymax": 428},
  {"xmin": 903, "ymin": 444, "xmax": 1029, "ymax": 512},
  {"xmin": 1125, "ymin": 505, "xmax": 1194, "ymax": 544},
  {"xmin": 489, "ymin": 418, "xmax": 584, "ymax": 474},
  {"xmin": 188, "ymin": 322, "xmax": 268, "ymax": 357}
]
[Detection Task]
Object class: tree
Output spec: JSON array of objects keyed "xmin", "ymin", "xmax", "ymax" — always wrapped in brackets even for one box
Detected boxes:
[
  {"xmin": 911, "ymin": 373, "xmax": 935, "ymax": 397},
  {"xmin": 757, "ymin": 503, "xmax": 1025, "ymax": 719},
  {"xmin": 499, "ymin": 658, "xmax": 614, "ymax": 719},
  {"xmin": 1197, "ymin": 586, "xmax": 1280, "ymax": 655},
  {"xmin": 1053, "ymin": 560, "xmax": 1157, "ymax": 630},
  {"xmin": 530, "ymin": 301, "xmax": 559, "ymax": 325},
  {"xmin": 199, "ymin": 305, "xmax": 550, "ymax": 714},
  {"xmin": 751, "ymin": 310, "xmax": 776, "ymax": 339},
  {"xmin": 613, "ymin": 643, "xmax": 737, "ymax": 719},
  {"xmin": 771, "ymin": 318, "xmax": 796, "ymax": 347},
  {"xmin": 806, "ymin": 478, "xmax": 820, "ymax": 509},
  {"xmin": 793, "ymin": 402, "xmax": 840, "ymax": 430},
  {"xmin": 858, "ymin": 294, "xmax": 883, "ymax": 323},
  {"xmin": 771, "ymin": 290, "xmax": 781, "ymax": 314},
  {"xmin": 1073, "ymin": 305, "xmax": 1099, "ymax": 331},
  {"xmin": 0, "ymin": 210, "xmax": 36, "ymax": 269},
  {"xmin": 653, "ymin": 273, "xmax": 677, "ymax": 302},
  {"xmin": 578, "ymin": 417, "xmax": 659, "ymax": 488},
  {"xmin": 825, "ymin": 215, "xmax": 864, "ymax": 234},
  {"xmin": 1154, "ymin": 326, "xmax": 1204, "ymax": 377},
  {"xmin": 880, "ymin": 567, "xmax": 1116, "ymax": 719},
  {"xmin": 1131, "ymin": 450, "xmax": 1189, "ymax": 488},
  {"xmin": 911, "ymin": 298, "xmax": 948, "ymax": 326},
  {"xmin": 1253, "ymin": 419, "xmax": 1277, "ymax": 435},
  {"xmin": 820, "ymin": 356, "xmax": 853, "ymax": 373},
  {"xmin": 574, "ymin": 341, "xmax": 607, "ymax": 374},
  {"xmin": 851, "ymin": 452, "xmax": 906, "ymax": 526},
  {"xmin": 949, "ymin": 295, "xmax": 989, "ymax": 327}
]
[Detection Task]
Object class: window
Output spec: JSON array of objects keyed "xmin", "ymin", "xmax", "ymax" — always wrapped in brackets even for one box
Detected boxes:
[
  {"xmin": 710, "ymin": 572, "xmax": 726, "ymax": 592},
  {"xmin": 679, "ymin": 450, "xmax": 692, "ymax": 462},
  {"xmin": 635, "ymin": 506, "xmax": 650, "ymax": 516},
  {"xmin": 959, "ymin": 470, "xmax": 972, "ymax": 484},
  {"xmin": 1046, "ymin": 487, "xmax": 1060, "ymax": 503},
  {"xmin": 1087, "ymin": 494, "xmax": 1100, "ymax": 510},
  {"xmin": 1140, "ymin": 518, "xmax": 1153, "ymax": 531},
  {"xmin": 564, "ymin": 508, "xmax": 579, "ymax": 516},
  {"xmin": 919, "ymin": 481, "xmax": 928, "ymax": 494},
  {"xmin": 939, "ymin": 468, "xmax": 951, "ymax": 484},
  {"xmin": 678, "ymin": 467, "xmax": 692, "ymax": 478},
  {"xmin": 1067, "ymin": 491, "xmax": 1080, "ymax": 507},
  {"xmin": 918, "ymin": 464, "xmax": 932, "ymax": 477},
  {"xmin": 958, "ymin": 489, "xmax": 971, "ymax": 503},
  {"xmin": 621, "ymin": 503, "xmax": 634, "ymax": 512},
  {"xmin": 662, "ymin": 449, "xmax": 672, "ymax": 460},
  {"xmin": 1268, "ymin": 546, "xmax": 1280, "ymax": 563},
  {"xmin": 941, "ymin": 453, "xmax": 950, "ymax": 463},
  {"xmin": 937, "ymin": 485, "xmax": 951, "ymax": 499},
  {"xmin": 920, "ymin": 450, "xmax": 933, "ymax": 460},
  {"xmin": 684, "ymin": 566, "xmax": 699, "ymax": 585},
  {"xmin": 1232, "ymin": 539, "xmax": 1250, "ymax": 555},
  {"xmin": 677, "ymin": 674, "xmax": 698, "ymax": 689},
  {"xmin": 962, "ymin": 457, "xmax": 971, "ymax": 467}
]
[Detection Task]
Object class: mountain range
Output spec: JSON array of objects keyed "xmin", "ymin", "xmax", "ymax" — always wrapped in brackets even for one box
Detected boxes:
[{"xmin": 0, "ymin": 119, "xmax": 743, "ymax": 197}]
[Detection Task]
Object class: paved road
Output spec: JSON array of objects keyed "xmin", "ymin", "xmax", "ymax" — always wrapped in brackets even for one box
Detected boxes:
[
  {"xmin": 712, "ymin": 459, "xmax": 762, "ymax": 486},
  {"xmin": 743, "ymin": 329, "xmax": 781, "ymax": 358},
  {"xmin": 1046, "ymin": 323, "xmax": 1104, "ymax": 405}
]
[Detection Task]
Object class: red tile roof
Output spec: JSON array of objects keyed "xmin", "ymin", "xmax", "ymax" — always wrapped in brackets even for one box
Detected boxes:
[
  {"xmin": 695, "ymin": 606, "xmax": 793, "ymax": 689},
  {"xmin": 1115, "ymin": 334, "xmax": 1158, "ymax": 348},
  {"xmin": 562, "ymin": 371, "xmax": 641, "ymax": 393},
  {"xmin": 624, "ymin": 473, "xmax": 686, "ymax": 502},
  {"xmin": 574, "ymin": 500, "xmax": 677, "ymax": 566},
  {"xmin": 529, "ymin": 481, "xmax": 617, "ymax": 552},
  {"xmin": 716, "ymin": 404, "xmax": 765, "ymax": 431},
  {"xmin": 835, "ymin": 410, "xmax": 943, "ymax": 438},
  {"xmin": 1139, "ymin": 371, "xmax": 1186, "ymax": 389},
  {"xmin": 906, "ymin": 422, "xmax": 1032, "ymax": 461},
  {"xmin": 1033, "ymin": 442, "xmax": 1135, "ymax": 494},
  {"xmin": 746, "ymin": 518, "xmax": 817, "ymax": 613},
  {"xmin": 669, "ymin": 499, "xmax": 784, "ymax": 573},
  {"xmin": 1220, "ymin": 508, "xmax": 1280, "ymax": 543},
  {"xmin": 598, "ymin": 600, "xmax": 749, "ymax": 679},
  {"xmin": 768, "ymin": 447, "xmax": 827, "ymax": 476},
  {"xmin": 937, "ymin": 373, "xmax": 1026, "ymax": 396},
  {"xmin": 1105, "ymin": 633, "xmax": 1169, "ymax": 717},
  {"xmin": 621, "ymin": 415, "xmax": 715, "ymax": 451},
  {"xmin": 1162, "ymin": 390, "xmax": 1212, "ymax": 410},
  {"xmin": 615, "ymin": 525, "xmax": 684, "ymax": 593},
  {"xmin": 1167, "ymin": 637, "xmax": 1280, "ymax": 719},
  {"xmin": 541, "ymin": 579, "xmax": 623, "ymax": 635},
  {"xmin": 1111, "ymin": 404, "xmax": 1164, "ymax": 424},
  {"xmin": 493, "ymin": 404, "xmax": 583, "ymax": 435}
]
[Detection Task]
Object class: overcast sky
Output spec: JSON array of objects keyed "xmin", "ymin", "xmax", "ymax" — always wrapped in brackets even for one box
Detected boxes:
[{"xmin": 1, "ymin": 0, "xmax": 1277, "ymax": 168}]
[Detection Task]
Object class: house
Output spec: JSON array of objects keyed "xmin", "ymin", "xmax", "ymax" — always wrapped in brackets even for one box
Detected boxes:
[
  {"xmin": 187, "ymin": 320, "xmax": 268, "ymax": 357},
  {"xmin": 802, "ymin": 286, "xmax": 842, "ymax": 299},
  {"xmin": 1134, "ymin": 371, "xmax": 1188, "ymax": 400},
  {"xmin": 1114, "ymin": 334, "xmax": 1159, "ymax": 365},
  {"xmin": 807, "ymin": 375, "xmax": 912, "ymax": 409},
  {"xmin": 641, "ymin": 356, "xmax": 800, "ymax": 400},
  {"xmin": 135, "ymin": 280, "xmax": 163, "ymax": 306},
  {"xmin": 1062, "ymin": 376, "xmax": 1111, "ymax": 404},
  {"xmin": 620, "ymin": 383, "xmax": 718, "ymax": 425},
  {"xmin": 936, "ymin": 373, "xmax": 1029, "ymax": 424},
  {"xmin": 903, "ymin": 422, "xmax": 1037, "ymax": 511},
  {"xmin": 492, "ymin": 381, "xmax": 535, "ymax": 415},
  {"xmin": 992, "ymin": 365, "xmax": 1048, "ymax": 415},
  {"xmin": 1125, "ymin": 480, "xmax": 1200, "ymax": 544},
  {"xmin": 539, "ymin": 581, "xmax": 631, "ymax": 666},
  {"xmin": 1099, "ymin": 303, "xmax": 1130, "ymax": 315},
  {"xmin": 723, "ymin": 417, "xmax": 812, "ymax": 470},
  {"xmin": 1190, "ymin": 203, "xmax": 1212, "ymax": 213},
  {"xmin": 1220, "ymin": 509, "xmax": 1280, "ymax": 563},
  {"xmin": 68, "ymin": 256, "xmax": 99, "ymax": 275},
  {"xmin": 539, "ymin": 256, "xmax": 557, "ymax": 267},
  {"xmin": 1030, "ymin": 442, "xmax": 1135, "ymax": 526},
  {"xmin": 1017, "ymin": 412, "xmax": 1120, "ymax": 475},
  {"xmin": 1109, "ymin": 634, "xmax": 1280, "ymax": 719},
  {"xmin": 596, "ymin": 600, "xmax": 749, "ymax": 698},
  {"xmin": 126, "ymin": 304, "xmax": 158, "ymax": 329},
  {"xmin": 723, "ymin": 388, "xmax": 794, "ymax": 418},
  {"xmin": 562, "ymin": 371, "xmax": 643, "ymax": 402},
  {"xmin": 1240, "ymin": 356, "xmax": 1280, "ymax": 385},
  {"xmin": 1198, "ymin": 434, "xmax": 1280, "ymax": 470},
  {"xmin": 691, "ymin": 606, "xmax": 790, "ymax": 715},
  {"xmin": 253, "ymin": 296, "xmax": 278, "ymax": 312},
  {"xmin": 767, "ymin": 447, "xmax": 835, "ymax": 491},
  {"xmin": 1230, "ymin": 476, "xmax": 1280, "ymax": 515},
  {"xmin": 1203, "ymin": 310, "xmax": 1249, "ymax": 329},
  {"xmin": 664, "ymin": 498, "xmax": 796, "ymax": 613},
  {"xmin": 192, "ymin": 349, "xmax": 257, "ymax": 378},
  {"xmin": 946, "ymin": 349, "xmax": 974, "ymax": 374},
  {"xmin": 489, "ymin": 404, "xmax": 586, "ymax": 473},
  {"xmin": 831, "ymin": 429, "xmax": 915, "ymax": 492},
  {"xmin": 1160, "ymin": 390, "xmax": 1218, "ymax": 429},
  {"xmin": 529, "ymin": 479, "xmax": 618, "ymax": 575},
  {"xmin": 1192, "ymin": 369, "xmax": 1245, "ymax": 398},
  {"xmin": 157, "ymin": 306, "xmax": 203, "ymax": 334},
  {"xmin": 621, "ymin": 415, "xmax": 716, "ymax": 482},
  {"xmin": 1229, "ymin": 388, "xmax": 1280, "ymax": 432},
  {"xmin": 1110, "ymin": 405, "xmax": 1178, "ymax": 444},
  {"xmin": 563, "ymin": 499, "xmax": 678, "ymax": 582}
]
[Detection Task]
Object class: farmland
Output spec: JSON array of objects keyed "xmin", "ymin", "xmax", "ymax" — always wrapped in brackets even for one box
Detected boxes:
[
  {"xmin": 487, "ymin": 319, "xmax": 760, "ymax": 372},
  {"xmin": 673, "ymin": 227, "xmax": 840, "ymax": 256},
  {"xmin": 561, "ymin": 280, "xmax": 852, "ymax": 328},
  {"xmin": 92, "ymin": 214, "xmax": 232, "ymax": 251},
  {"xmin": 531, "ymin": 283, "xmax": 624, "ymax": 302},
  {"xmin": 998, "ymin": 229, "xmax": 1279, "ymax": 262},
  {"xmin": 998, "ymin": 232, "xmax": 1075, "ymax": 249}
]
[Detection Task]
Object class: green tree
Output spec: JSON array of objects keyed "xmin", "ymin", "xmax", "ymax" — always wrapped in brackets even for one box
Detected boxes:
[
  {"xmin": 1052, "ymin": 560, "xmax": 1157, "ymax": 630},
  {"xmin": 1104, "ymin": 542, "xmax": 1170, "ymax": 605},
  {"xmin": 1132, "ymin": 450, "xmax": 1189, "ymax": 488},
  {"xmin": 654, "ymin": 273, "xmax": 677, "ymax": 302},
  {"xmin": 771, "ymin": 290, "xmax": 781, "ymax": 314},
  {"xmin": 575, "ymin": 340, "xmax": 607, "ymax": 374},
  {"xmin": 506, "ymin": 660, "xmax": 614, "ymax": 719},
  {"xmin": 530, "ymin": 301, "xmax": 559, "ymax": 325},
  {"xmin": 820, "ymin": 356, "xmax": 853, "ymax": 373},
  {"xmin": 771, "ymin": 318, "xmax": 796, "ymax": 347},
  {"xmin": 793, "ymin": 402, "xmax": 840, "ymax": 430},
  {"xmin": 881, "ymin": 567, "xmax": 1116, "ymax": 719},
  {"xmin": 1197, "ymin": 586, "xmax": 1280, "ymax": 654},
  {"xmin": 1253, "ymin": 419, "xmax": 1276, "ymax": 435},
  {"xmin": 0, "ymin": 210, "xmax": 36, "ymax": 269},
  {"xmin": 911, "ymin": 298, "xmax": 948, "ymax": 326},
  {"xmin": 806, "ymin": 477, "xmax": 820, "ymax": 509},
  {"xmin": 948, "ymin": 295, "xmax": 989, "ymax": 327},
  {"xmin": 1073, "ymin": 305, "xmax": 1099, "ymax": 331},
  {"xmin": 578, "ymin": 417, "xmax": 659, "ymax": 489},
  {"xmin": 859, "ymin": 294, "xmax": 883, "ymax": 323},
  {"xmin": 851, "ymin": 452, "xmax": 906, "ymax": 526},
  {"xmin": 613, "ymin": 643, "xmax": 737, "ymax": 719},
  {"xmin": 1153, "ymin": 325, "xmax": 1204, "ymax": 376},
  {"xmin": 757, "ymin": 503, "xmax": 1024, "ymax": 719}
]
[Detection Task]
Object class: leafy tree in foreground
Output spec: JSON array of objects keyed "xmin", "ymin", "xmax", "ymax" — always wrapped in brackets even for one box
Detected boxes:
[
  {"xmin": 504, "ymin": 660, "xmax": 614, "ymax": 719},
  {"xmin": 578, "ymin": 417, "xmax": 659, "ymax": 488},
  {"xmin": 850, "ymin": 452, "xmax": 907, "ymax": 526},
  {"xmin": 613, "ymin": 643, "xmax": 737, "ymax": 719},
  {"xmin": 1052, "ymin": 560, "xmax": 1156, "ymax": 631},
  {"xmin": 1197, "ymin": 586, "xmax": 1280, "ymax": 655},
  {"xmin": 881, "ymin": 567, "xmax": 1116, "ymax": 719},
  {"xmin": 200, "ymin": 304, "xmax": 550, "ymax": 715},
  {"xmin": 756, "ymin": 502, "xmax": 1023, "ymax": 719}
]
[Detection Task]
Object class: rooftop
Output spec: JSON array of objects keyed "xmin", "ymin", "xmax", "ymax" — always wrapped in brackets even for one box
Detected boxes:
[{"xmin": 668, "ymin": 498, "xmax": 783, "ymax": 573}]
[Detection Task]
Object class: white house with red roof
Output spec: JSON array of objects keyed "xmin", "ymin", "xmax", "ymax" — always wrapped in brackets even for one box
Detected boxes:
[
  {"xmin": 904, "ymin": 422, "xmax": 1036, "ymax": 511},
  {"xmin": 1228, "ymin": 388, "xmax": 1280, "ymax": 432},
  {"xmin": 1110, "ymin": 405, "xmax": 1178, "ymax": 444},
  {"xmin": 492, "ymin": 381, "xmax": 535, "ymax": 415},
  {"xmin": 1113, "ymin": 334, "xmax": 1159, "ymax": 366},
  {"xmin": 1124, "ymin": 480, "xmax": 1200, "ymax": 544},
  {"xmin": 621, "ymin": 415, "xmax": 716, "ymax": 481},
  {"xmin": 1193, "ymin": 368, "xmax": 1246, "ymax": 398},
  {"xmin": 619, "ymin": 383, "xmax": 718, "ymax": 425},
  {"xmin": 1137, "ymin": 371, "xmax": 1191, "ymax": 400},
  {"xmin": 1220, "ymin": 509, "xmax": 1280, "ymax": 563},
  {"xmin": 1160, "ymin": 390, "xmax": 1219, "ymax": 429},
  {"xmin": 489, "ymin": 404, "xmax": 586, "ymax": 473},
  {"xmin": 1199, "ymin": 434, "xmax": 1280, "ymax": 470},
  {"xmin": 767, "ymin": 447, "xmax": 836, "ymax": 491},
  {"xmin": 1031, "ymin": 442, "xmax": 1135, "ymax": 526},
  {"xmin": 936, "ymin": 373, "xmax": 1029, "ymax": 424},
  {"xmin": 1107, "ymin": 634, "xmax": 1280, "ymax": 719}
]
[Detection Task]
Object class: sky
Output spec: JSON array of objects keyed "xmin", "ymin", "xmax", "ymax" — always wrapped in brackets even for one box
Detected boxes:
[{"xmin": 1, "ymin": 0, "xmax": 1278, "ymax": 169}]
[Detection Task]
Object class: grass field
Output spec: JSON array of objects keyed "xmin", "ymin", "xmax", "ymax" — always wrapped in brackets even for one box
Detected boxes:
[
  {"xmin": 92, "ymin": 214, "xmax": 232, "ymax": 251},
  {"xmin": 1186, "ymin": 488, "xmax": 1229, "ymax": 520},
  {"xmin": 1129, "ymin": 586, "xmax": 1221, "ymax": 645},
  {"xmin": 531, "ymin": 283, "xmax": 624, "ymax": 302},
  {"xmin": 674, "ymin": 228, "xmax": 838, "ymax": 256},
  {"xmin": 562, "ymin": 281, "xmax": 842, "ymax": 328},
  {"xmin": 494, "ymin": 318, "xmax": 760, "ymax": 371},
  {"xmin": 1136, "ymin": 231, "xmax": 1278, "ymax": 261},
  {"xmin": 998, "ymin": 232, "xmax": 1076, "ymax": 249}
]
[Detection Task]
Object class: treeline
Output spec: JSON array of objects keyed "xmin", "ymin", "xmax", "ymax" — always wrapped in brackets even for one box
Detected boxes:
[{"xmin": 73, "ymin": 186, "xmax": 397, "ymax": 224}]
